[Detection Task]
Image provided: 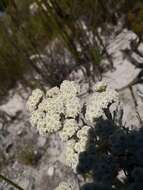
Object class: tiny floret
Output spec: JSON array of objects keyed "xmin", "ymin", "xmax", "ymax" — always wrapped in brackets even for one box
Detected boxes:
[
  {"xmin": 55, "ymin": 181, "xmax": 75, "ymax": 190},
  {"xmin": 27, "ymin": 89, "xmax": 43, "ymax": 112},
  {"xmin": 85, "ymin": 85, "xmax": 119, "ymax": 122},
  {"xmin": 30, "ymin": 110, "xmax": 45, "ymax": 126},
  {"xmin": 59, "ymin": 119, "xmax": 79, "ymax": 141},
  {"xmin": 65, "ymin": 97, "xmax": 81, "ymax": 118},
  {"xmin": 74, "ymin": 126, "xmax": 90, "ymax": 153},
  {"xmin": 44, "ymin": 113, "xmax": 62, "ymax": 133},
  {"xmin": 76, "ymin": 125, "xmax": 91, "ymax": 139},
  {"xmin": 64, "ymin": 140, "xmax": 79, "ymax": 171},
  {"xmin": 60, "ymin": 80, "xmax": 80, "ymax": 99},
  {"xmin": 46, "ymin": 86, "xmax": 60, "ymax": 98}
]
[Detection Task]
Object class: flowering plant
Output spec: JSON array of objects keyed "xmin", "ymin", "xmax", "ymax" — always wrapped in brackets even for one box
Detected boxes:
[{"xmin": 27, "ymin": 80, "xmax": 122, "ymax": 189}]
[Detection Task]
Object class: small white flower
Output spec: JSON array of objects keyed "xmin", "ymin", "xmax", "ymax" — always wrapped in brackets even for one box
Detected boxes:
[
  {"xmin": 46, "ymin": 86, "xmax": 60, "ymax": 98},
  {"xmin": 60, "ymin": 80, "xmax": 80, "ymax": 100},
  {"xmin": 63, "ymin": 140, "xmax": 78, "ymax": 170},
  {"xmin": 65, "ymin": 97, "xmax": 81, "ymax": 118},
  {"xmin": 74, "ymin": 137, "xmax": 88, "ymax": 153},
  {"xmin": 59, "ymin": 119, "xmax": 78, "ymax": 141},
  {"xmin": 38, "ymin": 96, "xmax": 64, "ymax": 114},
  {"xmin": 27, "ymin": 89, "xmax": 43, "ymax": 112},
  {"xmin": 76, "ymin": 125, "xmax": 91, "ymax": 139},
  {"xmin": 85, "ymin": 86, "xmax": 119, "ymax": 122},
  {"xmin": 65, "ymin": 148, "xmax": 79, "ymax": 171},
  {"xmin": 74, "ymin": 126, "xmax": 90, "ymax": 153},
  {"xmin": 85, "ymin": 103, "xmax": 103, "ymax": 122},
  {"xmin": 45, "ymin": 113, "xmax": 61, "ymax": 134},
  {"xmin": 55, "ymin": 181, "xmax": 73, "ymax": 190},
  {"xmin": 30, "ymin": 110, "xmax": 45, "ymax": 126}
]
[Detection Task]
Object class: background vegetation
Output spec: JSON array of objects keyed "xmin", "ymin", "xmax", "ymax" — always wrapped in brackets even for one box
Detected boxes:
[{"xmin": 0, "ymin": 0, "xmax": 143, "ymax": 99}]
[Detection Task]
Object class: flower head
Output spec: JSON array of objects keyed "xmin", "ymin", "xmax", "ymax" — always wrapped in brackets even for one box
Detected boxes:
[
  {"xmin": 27, "ymin": 81, "xmax": 81, "ymax": 136},
  {"xmin": 55, "ymin": 181, "xmax": 76, "ymax": 190},
  {"xmin": 60, "ymin": 80, "xmax": 80, "ymax": 100},
  {"xmin": 46, "ymin": 86, "xmax": 60, "ymax": 98},
  {"xmin": 85, "ymin": 86, "xmax": 119, "ymax": 122},
  {"xmin": 59, "ymin": 119, "xmax": 79, "ymax": 141},
  {"xmin": 27, "ymin": 89, "xmax": 43, "ymax": 112}
]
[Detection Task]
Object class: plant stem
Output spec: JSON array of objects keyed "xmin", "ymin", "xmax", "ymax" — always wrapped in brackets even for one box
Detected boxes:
[{"xmin": 0, "ymin": 174, "xmax": 25, "ymax": 190}]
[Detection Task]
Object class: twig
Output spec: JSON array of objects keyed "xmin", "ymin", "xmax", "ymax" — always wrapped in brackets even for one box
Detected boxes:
[
  {"xmin": 129, "ymin": 86, "xmax": 143, "ymax": 125},
  {"xmin": 117, "ymin": 77, "xmax": 143, "ymax": 92},
  {"xmin": 0, "ymin": 174, "xmax": 25, "ymax": 190}
]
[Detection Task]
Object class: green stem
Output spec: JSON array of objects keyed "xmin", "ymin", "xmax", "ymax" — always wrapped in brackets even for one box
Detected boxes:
[{"xmin": 0, "ymin": 174, "xmax": 25, "ymax": 190}]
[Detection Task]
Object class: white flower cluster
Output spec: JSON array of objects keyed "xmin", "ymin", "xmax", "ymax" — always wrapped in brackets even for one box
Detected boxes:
[
  {"xmin": 59, "ymin": 119, "xmax": 79, "ymax": 141},
  {"xmin": 75, "ymin": 125, "xmax": 90, "ymax": 153},
  {"xmin": 27, "ymin": 80, "xmax": 119, "ymax": 172},
  {"xmin": 55, "ymin": 181, "xmax": 77, "ymax": 190},
  {"xmin": 85, "ymin": 82, "xmax": 119, "ymax": 122},
  {"xmin": 64, "ymin": 140, "xmax": 79, "ymax": 171},
  {"xmin": 27, "ymin": 89, "xmax": 43, "ymax": 112},
  {"xmin": 63, "ymin": 125, "xmax": 91, "ymax": 171},
  {"xmin": 27, "ymin": 80, "xmax": 81, "ymax": 136}
]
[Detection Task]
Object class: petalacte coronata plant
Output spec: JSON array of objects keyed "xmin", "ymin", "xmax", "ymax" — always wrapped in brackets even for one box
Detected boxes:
[
  {"xmin": 27, "ymin": 80, "xmax": 121, "ymax": 190},
  {"xmin": 27, "ymin": 80, "xmax": 143, "ymax": 190}
]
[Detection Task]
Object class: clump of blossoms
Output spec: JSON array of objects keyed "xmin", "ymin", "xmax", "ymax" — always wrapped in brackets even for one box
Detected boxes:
[
  {"xmin": 27, "ymin": 80, "xmax": 119, "ymax": 173},
  {"xmin": 85, "ymin": 81, "xmax": 119, "ymax": 122},
  {"xmin": 55, "ymin": 181, "xmax": 78, "ymax": 190},
  {"xmin": 55, "ymin": 182, "xmax": 72, "ymax": 190},
  {"xmin": 27, "ymin": 80, "xmax": 81, "ymax": 136},
  {"xmin": 27, "ymin": 89, "xmax": 44, "ymax": 112}
]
